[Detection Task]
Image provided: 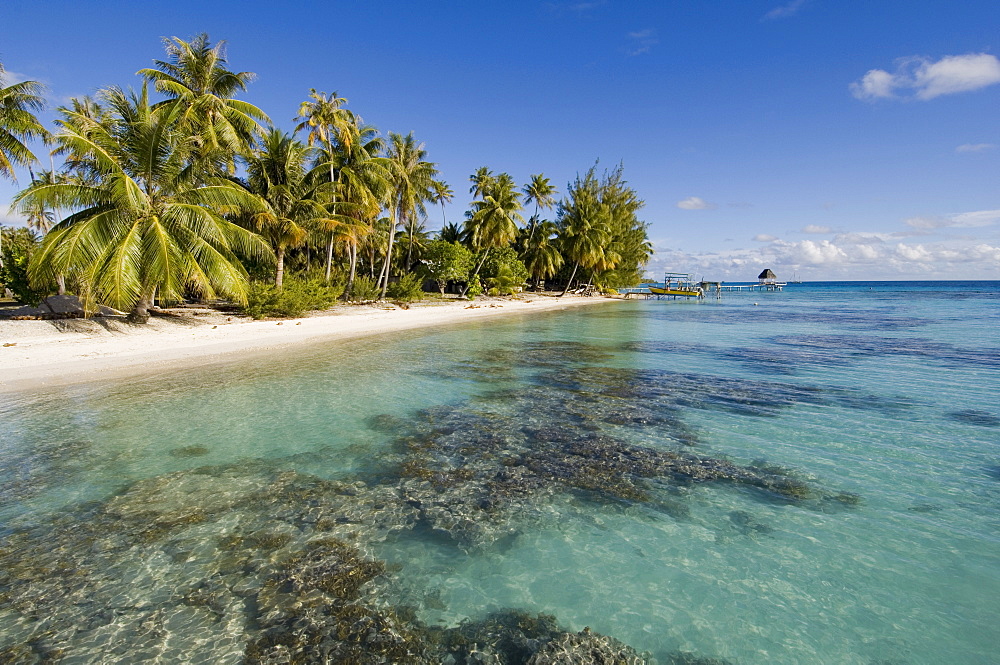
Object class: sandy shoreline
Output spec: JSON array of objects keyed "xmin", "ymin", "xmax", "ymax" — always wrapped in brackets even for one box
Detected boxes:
[{"xmin": 0, "ymin": 295, "xmax": 618, "ymax": 393}]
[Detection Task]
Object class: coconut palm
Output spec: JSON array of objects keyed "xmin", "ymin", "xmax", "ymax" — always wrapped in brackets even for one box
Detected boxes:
[
  {"xmin": 16, "ymin": 168, "xmax": 83, "ymax": 293},
  {"xmin": 438, "ymin": 221, "xmax": 466, "ymax": 244},
  {"xmin": 522, "ymin": 220, "xmax": 563, "ymax": 290},
  {"xmin": 468, "ymin": 166, "xmax": 494, "ymax": 199},
  {"xmin": 521, "ymin": 173, "xmax": 557, "ymax": 242},
  {"xmin": 0, "ymin": 63, "xmax": 48, "ymax": 182},
  {"xmin": 295, "ymin": 90, "xmax": 352, "ymax": 157},
  {"xmin": 378, "ymin": 132, "xmax": 437, "ymax": 298},
  {"xmin": 19, "ymin": 169, "xmax": 62, "ymax": 232},
  {"xmin": 138, "ymin": 34, "xmax": 268, "ymax": 169},
  {"xmin": 0, "ymin": 64, "xmax": 49, "ymax": 268},
  {"xmin": 332, "ymin": 128, "xmax": 390, "ymax": 296},
  {"xmin": 397, "ymin": 220, "xmax": 431, "ymax": 271},
  {"xmin": 557, "ymin": 170, "xmax": 610, "ymax": 295},
  {"xmin": 294, "ymin": 89, "xmax": 356, "ymax": 280},
  {"xmin": 431, "ymin": 180, "xmax": 454, "ymax": 229},
  {"xmin": 16, "ymin": 85, "xmax": 268, "ymax": 322},
  {"xmin": 235, "ymin": 128, "xmax": 335, "ymax": 289},
  {"xmin": 462, "ymin": 172, "xmax": 523, "ymax": 293}
]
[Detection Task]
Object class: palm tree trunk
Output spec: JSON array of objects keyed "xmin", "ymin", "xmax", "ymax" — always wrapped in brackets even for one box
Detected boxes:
[
  {"xmin": 344, "ymin": 242, "xmax": 358, "ymax": 299},
  {"xmin": 56, "ymin": 275, "xmax": 66, "ymax": 296},
  {"xmin": 127, "ymin": 290, "xmax": 156, "ymax": 324},
  {"xmin": 324, "ymin": 234, "xmax": 335, "ymax": 282},
  {"xmin": 275, "ymin": 246, "xmax": 286, "ymax": 290},
  {"xmin": 406, "ymin": 219, "xmax": 414, "ymax": 270},
  {"xmin": 527, "ymin": 203, "xmax": 540, "ymax": 243},
  {"xmin": 378, "ymin": 209, "xmax": 399, "ymax": 299},
  {"xmin": 559, "ymin": 261, "xmax": 580, "ymax": 297},
  {"xmin": 325, "ymin": 138, "xmax": 337, "ymax": 283},
  {"xmin": 460, "ymin": 248, "xmax": 490, "ymax": 297}
]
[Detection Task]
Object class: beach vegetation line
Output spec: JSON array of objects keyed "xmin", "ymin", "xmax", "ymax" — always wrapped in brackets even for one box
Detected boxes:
[{"xmin": 1, "ymin": 34, "xmax": 652, "ymax": 321}]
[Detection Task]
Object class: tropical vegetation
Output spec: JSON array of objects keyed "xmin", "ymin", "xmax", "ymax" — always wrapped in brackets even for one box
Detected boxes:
[{"xmin": 1, "ymin": 34, "xmax": 652, "ymax": 320}]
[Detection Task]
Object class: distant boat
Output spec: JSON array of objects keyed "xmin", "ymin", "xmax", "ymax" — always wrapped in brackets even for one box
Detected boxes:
[{"xmin": 789, "ymin": 271, "xmax": 803, "ymax": 284}]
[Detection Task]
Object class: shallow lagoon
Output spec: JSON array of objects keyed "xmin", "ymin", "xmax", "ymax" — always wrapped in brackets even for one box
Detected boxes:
[{"xmin": 1, "ymin": 282, "xmax": 998, "ymax": 663}]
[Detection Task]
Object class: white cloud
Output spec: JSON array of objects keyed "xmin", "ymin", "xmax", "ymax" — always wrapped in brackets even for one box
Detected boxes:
[
  {"xmin": 893, "ymin": 243, "xmax": 931, "ymax": 262},
  {"xmin": 851, "ymin": 69, "xmax": 896, "ymax": 99},
  {"xmin": 851, "ymin": 53, "xmax": 1000, "ymax": 101},
  {"xmin": 904, "ymin": 216, "xmax": 946, "ymax": 230},
  {"xmin": 753, "ymin": 234, "xmax": 779, "ymax": 242},
  {"xmin": 646, "ymin": 236, "xmax": 1000, "ymax": 281},
  {"xmin": 915, "ymin": 54, "xmax": 1000, "ymax": 99},
  {"xmin": 955, "ymin": 143, "xmax": 996, "ymax": 153},
  {"xmin": 627, "ymin": 29, "xmax": 658, "ymax": 56},
  {"xmin": 794, "ymin": 239, "xmax": 849, "ymax": 264},
  {"xmin": 833, "ymin": 232, "xmax": 891, "ymax": 244},
  {"xmin": 906, "ymin": 209, "xmax": 1000, "ymax": 230},
  {"xmin": 949, "ymin": 209, "xmax": 1000, "ymax": 227},
  {"xmin": 763, "ymin": 0, "xmax": 806, "ymax": 20},
  {"xmin": 677, "ymin": 196, "xmax": 715, "ymax": 210},
  {"xmin": 801, "ymin": 224, "xmax": 831, "ymax": 234}
]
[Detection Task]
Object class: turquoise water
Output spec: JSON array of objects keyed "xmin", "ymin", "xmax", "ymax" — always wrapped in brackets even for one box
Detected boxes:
[{"xmin": 1, "ymin": 282, "xmax": 998, "ymax": 664}]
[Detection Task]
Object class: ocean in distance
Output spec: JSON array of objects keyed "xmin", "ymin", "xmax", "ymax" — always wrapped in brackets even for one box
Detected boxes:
[{"xmin": 1, "ymin": 281, "xmax": 998, "ymax": 664}]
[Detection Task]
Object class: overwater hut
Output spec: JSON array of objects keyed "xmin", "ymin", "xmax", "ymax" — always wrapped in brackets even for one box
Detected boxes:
[{"xmin": 758, "ymin": 269, "xmax": 777, "ymax": 285}]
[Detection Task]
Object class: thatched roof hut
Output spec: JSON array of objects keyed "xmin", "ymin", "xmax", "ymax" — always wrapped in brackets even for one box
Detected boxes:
[{"xmin": 758, "ymin": 269, "xmax": 776, "ymax": 281}]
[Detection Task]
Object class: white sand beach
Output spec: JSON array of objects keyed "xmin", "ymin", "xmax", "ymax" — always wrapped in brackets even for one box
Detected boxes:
[{"xmin": 0, "ymin": 295, "xmax": 617, "ymax": 393}]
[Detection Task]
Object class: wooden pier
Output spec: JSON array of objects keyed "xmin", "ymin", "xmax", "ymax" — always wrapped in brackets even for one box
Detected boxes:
[{"xmin": 621, "ymin": 270, "xmax": 787, "ymax": 299}]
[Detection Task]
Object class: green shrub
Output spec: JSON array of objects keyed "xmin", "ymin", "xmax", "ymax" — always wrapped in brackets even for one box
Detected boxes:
[
  {"xmin": 244, "ymin": 276, "xmax": 344, "ymax": 319},
  {"xmin": 421, "ymin": 240, "xmax": 473, "ymax": 294},
  {"xmin": 346, "ymin": 276, "xmax": 380, "ymax": 302},
  {"xmin": 386, "ymin": 273, "xmax": 426, "ymax": 303},
  {"xmin": 465, "ymin": 280, "xmax": 483, "ymax": 300},
  {"xmin": 484, "ymin": 261, "xmax": 525, "ymax": 296},
  {"xmin": 0, "ymin": 227, "xmax": 54, "ymax": 305}
]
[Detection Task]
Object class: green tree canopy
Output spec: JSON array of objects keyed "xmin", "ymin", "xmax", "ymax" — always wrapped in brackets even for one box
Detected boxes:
[
  {"xmin": 0, "ymin": 63, "xmax": 48, "ymax": 182},
  {"xmin": 421, "ymin": 239, "xmax": 473, "ymax": 295},
  {"xmin": 235, "ymin": 128, "xmax": 336, "ymax": 289},
  {"xmin": 138, "ymin": 33, "xmax": 268, "ymax": 169},
  {"xmin": 16, "ymin": 85, "xmax": 268, "ymax": 321}
]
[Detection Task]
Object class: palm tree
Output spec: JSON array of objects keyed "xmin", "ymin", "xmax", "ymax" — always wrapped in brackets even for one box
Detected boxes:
[
  {"xmin": 462, "ymin": 172, "xmax": 523, "ymax": 294},
  {"xmin": 16, "ymin": 85, "xmax": 268, "ymax": 322},
  {"xmin": 431, "ymin": 180, "xmax": 454, "ymax": 229},
  {"xmin": 438, "ymin": 221, "xmax": 465, "ymax": 244},
  {"xmin": 468, "ymin": 166, "xmax": 494, "ymax": 200},
  {"xmin": 0, "ymin": 63, "xmax": 48, "ymax": 269},
  {"xmin": 20, "ymin": 169, "xmax": 61, "ymax": 233},
  {"xmin": 522, "ymin": 220, "xmax": 563, "ymax": 290},
  {"xmin": 236, "ymin": 129, "xmax": 334, "ymax": 289},
  {"xmin": 138, "ymin": 33, "xmax": 268, "ymax": 169},
  {"xmin": 329, "ymin": 122, "xmax": 390, "ymax": 297},
  {"xmin": 14, "ymin": 169, "xmax": 67, "ymax": 294},
  {"xmin": 557, "ymin": 170, "xmax": 610, "ymax": 296},
  {"xmin": 378, "ymin": 132, "xmax": 437, "ymax": 299},
  {"xmin": 0, "ymin": 63, "xmax": 48, "ymax": 182},
  {"xmin": 294, "ymin": 89, "xmax": 355, "ymax": 281},
  {"xmin": 521, "ymin": 173, "xmax": 557, "ymax": 241}
]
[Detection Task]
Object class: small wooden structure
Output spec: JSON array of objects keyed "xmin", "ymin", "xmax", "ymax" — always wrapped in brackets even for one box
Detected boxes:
[{"xmin": 755, "ymin": 268, "xmax": 785, "ymax": 291}]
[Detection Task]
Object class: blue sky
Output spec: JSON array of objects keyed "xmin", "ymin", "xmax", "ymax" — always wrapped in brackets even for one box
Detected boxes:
[{"xmin": 2, "ymin": 0, "xmax": 999, "ymax": 280}]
